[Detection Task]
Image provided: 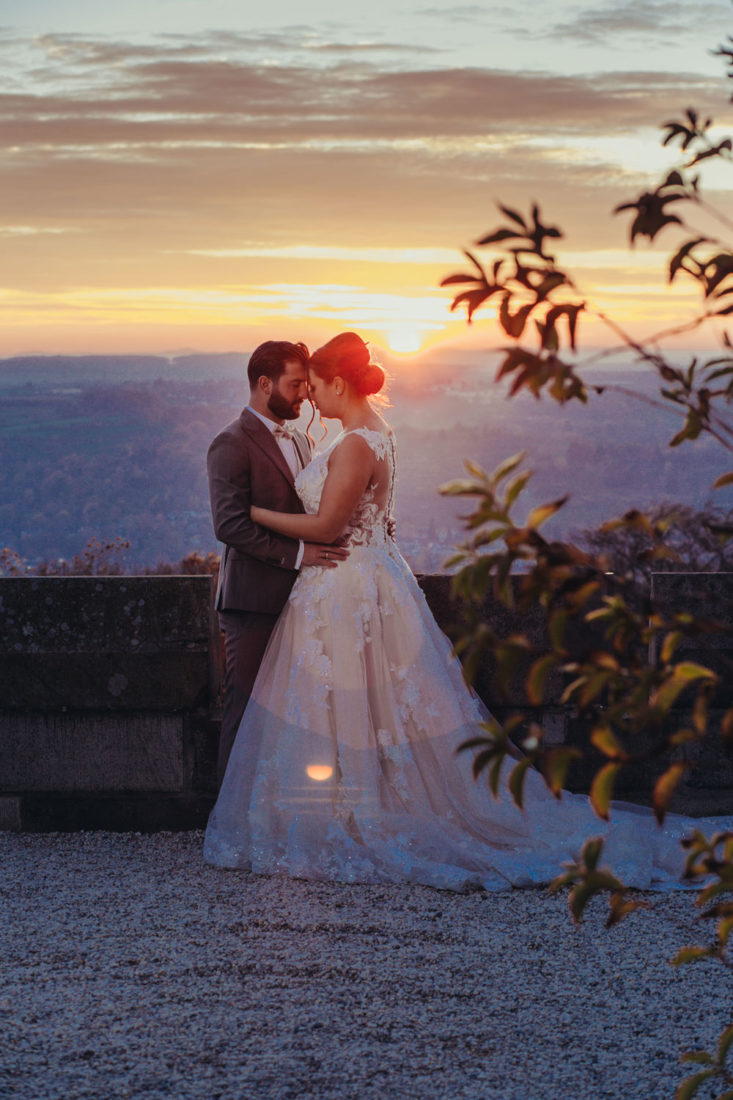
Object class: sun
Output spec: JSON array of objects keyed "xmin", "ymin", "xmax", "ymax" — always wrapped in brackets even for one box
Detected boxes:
[{"xmin": 385, "ymin": 327, "xmax": 423, "ymax": 354}]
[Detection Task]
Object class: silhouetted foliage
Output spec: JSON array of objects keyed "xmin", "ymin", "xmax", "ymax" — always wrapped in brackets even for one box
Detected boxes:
[{"xmin": 441, "ymin": 36, "xmax": 733, "ymax": 1100}]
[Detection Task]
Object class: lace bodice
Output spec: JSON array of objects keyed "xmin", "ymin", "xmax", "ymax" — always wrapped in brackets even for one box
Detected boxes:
[{"xmin": 295, "ymin": 427, "xmax": 396, "ymax": 549}]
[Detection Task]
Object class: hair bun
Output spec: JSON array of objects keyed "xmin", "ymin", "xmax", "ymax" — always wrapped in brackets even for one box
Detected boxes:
[
  {"xmin": 309, "ymin": 331, "xmax": 386, "ymax": 398},
  {"xmin": 361, "ymin": 361, "xmax": 385, "ymax": 396}
]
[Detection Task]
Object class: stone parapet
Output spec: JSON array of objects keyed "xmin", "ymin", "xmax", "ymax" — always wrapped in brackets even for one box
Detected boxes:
[
  {"xmin": 0, "ymin": 576, "xmax": 220, "ymax": 829},
  {"xmin": 1, "ymin": 573, "xmax": 731, "ymax": 829}
]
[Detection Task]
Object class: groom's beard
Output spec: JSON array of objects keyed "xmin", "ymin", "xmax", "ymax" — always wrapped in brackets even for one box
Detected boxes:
[{"xmin": 267, "ymin": 387, "xmax": 302, "ymax": 421}]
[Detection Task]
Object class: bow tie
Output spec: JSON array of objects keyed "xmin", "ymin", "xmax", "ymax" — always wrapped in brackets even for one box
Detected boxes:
[{"xmin": 273, "ymin": 424, "xmax": 293, "ymax": 439}]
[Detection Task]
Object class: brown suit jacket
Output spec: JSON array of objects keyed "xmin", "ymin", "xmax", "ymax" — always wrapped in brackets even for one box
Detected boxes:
[{"xmin": 207, "ymin": 408, "xmax": 313, "ymax": 615}]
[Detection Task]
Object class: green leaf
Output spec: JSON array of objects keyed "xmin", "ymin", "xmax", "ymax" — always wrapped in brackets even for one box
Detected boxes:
[
  {"xmin": 590, "ymin": 762, "xmax": 621, "ymax": 820},
  {"xmin": 549, "ymin": 609, "xmax": 568, "ymax": 652},
  {"xmin": 722, "ymin": 708, "xmax": 733, "ymax": 744},
  {"xmin": 591, "ymin": 725, "xmax": 624, "ymax": 759},
  {"xmin": 504, "ymin": 469, "xmax": 532, "ymax": 508},
  {"xmin": 680, "ymin": 1051, "xmax": 714, "ymax": 1066},
  {"xmin": 674, "ymin": 1068, "xmax": 715, "ymax": 1100},
  {"xmin": 582, "ymin": 836, "xmax": 604, "ymax": 872},
  {"xmin": 661, "ymin": 631, "xmax": 684, "ymax": 663},
  {"xmin": 569, "ymin": 880, "xmax": 597, "ymax": 924},
  {"xmin": 491, "ymin": 451, "xmax": 527, "ymax": 487},
  {"xmin": 718, "ymin": 916, "xmax": 733, "ymax": 946},
  {"xmin": 606, "ymin": 892, "xmax": 647, "ymax": 928},
  {"xmin": 439, "ymin": 478, "xmax": 482, "ymax": 496},
  {"xmin": 507, "ymin": 757, "xmax": 534, "ymax": 810},
  {"xmin": 653, "ymin": 763, "xmax": 689, "ymax": 824},
  {"xmin": 488, "ymin": 752, "xmax": 505, "ymax": 798},
  {"xmin": 526, "ymin": 496, "xmax": 568, "ymax": 529},
  {"xmin": 672, "ymin": 945, "xmax": 714, "ymax": 966},
  {"xmin": 527, "ymin": 654, "xmax": 557, "ymax": 705},
  {"xmin": 674, "ymin": 662, "xmax": 718, "ymax": 682},
  {"xmin": 539, "ymin": 747, "xmax": 577, "ymax": 796},
  {"xmin": 713, "ymin": 471, "xmax": 733, "ymax": 489},
  {"xmin": 717, "ymin": 1023, "xmax": 733, "ymax": 1063}
]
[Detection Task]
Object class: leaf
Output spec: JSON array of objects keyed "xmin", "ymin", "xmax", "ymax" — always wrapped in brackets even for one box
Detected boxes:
[
  {"xmin": 582, "ymin": 836, "xmax": 604, "ymax": 872},
  {"xmin": 718, "ymin": 916, "xmax": 733, "ymax": 947},
  {"xmin": 507, "ymin": 757, "xmax": 534, "ymax": 810},
  {"xmin": 672, "ymin": 945, "xmax": 714, "ymax": 966},
  {"xmin": 674, "ymin": 1068, "xmax": 715, "ymax": 1100},
  {"xmin": 681, "ymin": 1052, "xmax": 715, "ymax": 1065},
  {"xmin": 590, "ymin": 762, "xmax": 621, "ymax": 820},
  {"xmin": 548, "ymin": 609, "xmax": 568, "ymax": 652},
  {"xmin": 591, "ymin": 725, "xmax": 625, "ymax": 759},
  {"xmin": 653, "ymin": 763, "xmax": 689, "ymax": 824},
  {"xmin": 674, "ymin": 662, "xmax": 717, "ymax": 682},
  {"xmin": 498, "ymin": 203, "xmax": 528, "ymax": 229},
  {"xmin": 439, "ymin": 273, "xmax": 477, "ymax": 286},
  {"xmin": 606, "ymin": 893, "xmax": 647, "ymax": 928},
  {"xmin": 471, "ymin": 748, "xmax": 497, "ymax": 780},
  {"xmin": 491, "ymin": 451, "xmax": 528, "ymax": 486},
  {"xmin": 661, "ymin": 631, "xmax": 684, "ymax": 663},
  {"xmin": 527, "ymin": 654, "xmax": 557, "ymax": 705},
  {"xmin": 569, "ymin": 879, "xmax": 597, "ymax": 924},
  {"xmin": 439, "ymin": 478, "xmax": 482, "ymax": 496},
  {"xmin": 463, "ymin": 248, "xmax": 486, "ymax": 275},
  {"xmin": 488, "ymin": 752, "xmax": 505, "ymax": 798},
  {"xmin": 722, "ymin": 708, "xmax": 733, "ymax": 744},
  {"xmin": 476, "ymin": 227, "xmax": 524, "ymax": 246},
  {"xmin": 717, "ymin": 1023, "xmax": 733, "ymax": 1063},
  {"xmin": 526, "ymin": 496, "xmax": 569, "ymax": 529},
  {"xmin": 713, "ymin": 471, "xmax": 733, "ymax": 489},
  {"xmin": 543, "ymin": 747, "xmax": 582, "ymax": 797},
  {"xmin": 504, "ymin": 469, "xmax": 532, "ymax": 508},
  {"xmin": 653, "ymin": 663, "xmax": 716, "ymax": 711}
]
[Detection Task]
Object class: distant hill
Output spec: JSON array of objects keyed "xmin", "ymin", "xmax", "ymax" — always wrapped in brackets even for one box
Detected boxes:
[{"xmin": 0, "ymin": 350, "xmax": 728, "ymax": 572}]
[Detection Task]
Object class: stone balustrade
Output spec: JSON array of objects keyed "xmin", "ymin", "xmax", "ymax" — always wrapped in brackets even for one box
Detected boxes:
[{"xmin": 1, "ymin": 573, "xmax": 731, "ymax": 830}]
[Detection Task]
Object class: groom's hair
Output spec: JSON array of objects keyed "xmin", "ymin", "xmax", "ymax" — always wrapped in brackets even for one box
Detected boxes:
[{"xmin": 247, "ymin": 340, "xmax": 309, "ymax": 390}]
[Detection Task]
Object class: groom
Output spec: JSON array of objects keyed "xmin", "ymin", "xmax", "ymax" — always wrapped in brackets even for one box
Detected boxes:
[{"xmin": 207, "ymin": 339, "xmax": 347, "ymax": 785}]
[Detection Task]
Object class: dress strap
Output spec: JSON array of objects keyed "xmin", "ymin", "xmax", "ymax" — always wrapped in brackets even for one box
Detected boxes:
[{"xmin": 345, "ymin": 426, "xmax": 393, "ymax": 460}]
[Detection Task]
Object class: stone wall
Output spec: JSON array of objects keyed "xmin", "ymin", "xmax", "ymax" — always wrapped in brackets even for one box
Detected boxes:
[
  {"xmin": 1, "ymin": 573, "xmax": 732, "ymax": 830},
  {"xmin": 0, "ymin": 577, "xmax": 221, "ymax": 830}
]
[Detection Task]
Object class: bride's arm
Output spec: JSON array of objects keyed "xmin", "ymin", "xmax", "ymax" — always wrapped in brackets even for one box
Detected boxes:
[{"xmin": 251, "ymin": 434, "xmax": 374, "ymax": 542}]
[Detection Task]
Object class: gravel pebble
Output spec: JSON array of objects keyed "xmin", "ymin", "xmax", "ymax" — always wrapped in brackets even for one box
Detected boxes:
[{"xmin": 1, "ymin": 831, "xmax": 731, "ymax": 1100}]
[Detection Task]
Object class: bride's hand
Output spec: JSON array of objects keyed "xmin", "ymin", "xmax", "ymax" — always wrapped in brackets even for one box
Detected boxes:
[
  {"xmin": 301, "ymin": 542, "xmax": 349, "ymax": 568},
  {"xmin": 251, "ymin": 505, "xmax": 265, "ymax": 524}
]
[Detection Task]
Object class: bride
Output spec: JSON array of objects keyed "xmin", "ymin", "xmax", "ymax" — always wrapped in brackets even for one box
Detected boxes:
[{"xmin": 204, "ymin": 332, "xmax": 727, "ymax": 890}]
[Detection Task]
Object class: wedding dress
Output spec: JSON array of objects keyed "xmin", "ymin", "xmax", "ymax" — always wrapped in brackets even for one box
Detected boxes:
[{"xmin": 204, "ymin": 428, "xmax": 729, "ymax": 891}]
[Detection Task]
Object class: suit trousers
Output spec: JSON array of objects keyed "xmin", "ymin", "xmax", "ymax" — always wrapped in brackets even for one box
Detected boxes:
[{"xmin": 217, "ymin": 608, "xmax": 280, "ymax": 786}]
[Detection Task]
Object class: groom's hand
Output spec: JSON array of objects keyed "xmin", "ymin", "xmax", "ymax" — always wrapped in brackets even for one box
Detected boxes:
[{"xmin": 301, "ymin": 542, "xmax": 349, "ymax": 569}]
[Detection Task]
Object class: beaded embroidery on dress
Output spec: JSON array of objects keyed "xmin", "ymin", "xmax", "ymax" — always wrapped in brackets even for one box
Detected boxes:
[{"xmin": 204, "ymin": 428, "xmax": 730, "ymax": 890}]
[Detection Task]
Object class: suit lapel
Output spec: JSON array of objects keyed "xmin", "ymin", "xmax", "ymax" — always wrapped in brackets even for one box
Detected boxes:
[
  {"xmin": 240, "ymin": 408, "xmax": 295, "ymax": 487},
  {"xmin": 292, "ymin": 430, "xmax": 311, "ymax": 472}
]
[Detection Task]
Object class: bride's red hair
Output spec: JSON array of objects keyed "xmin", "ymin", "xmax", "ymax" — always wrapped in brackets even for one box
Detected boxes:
[{"xmin": 308, "ymin": 332, "xmax": 385, "ymax": 396}]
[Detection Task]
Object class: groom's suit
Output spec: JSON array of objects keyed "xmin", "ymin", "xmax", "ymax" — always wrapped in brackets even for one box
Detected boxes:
[{"xmin": 207, "ymin": 407, "xmax": 313, "ymax": 783}]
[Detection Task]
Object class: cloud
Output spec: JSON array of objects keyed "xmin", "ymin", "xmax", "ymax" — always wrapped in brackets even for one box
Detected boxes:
[
  {"xmin": 3, "ymin": 31, "xmax": 727, "ymax": 156},
  {"xmin": 0, "ymin": 24, "xmax": 729, "ymax": 342},
  {"xmin": 546, "ymin": 0, "xmax": 731, "ymax": 44}
]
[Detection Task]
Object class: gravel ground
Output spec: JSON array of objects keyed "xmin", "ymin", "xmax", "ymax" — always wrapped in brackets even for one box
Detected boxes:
[{"xmin": 1, "ymin": 831, "xmax": 731, "ymax": 1100}]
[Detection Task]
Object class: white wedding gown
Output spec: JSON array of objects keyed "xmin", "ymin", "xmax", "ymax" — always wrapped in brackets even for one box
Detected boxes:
[{"xmin": 204, "ymin": 428, "xmax": 730, "ymax": 891}]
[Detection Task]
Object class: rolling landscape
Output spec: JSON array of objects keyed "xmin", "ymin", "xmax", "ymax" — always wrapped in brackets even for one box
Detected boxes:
[{"xmin": 1, "ymin": 348, "xmax": 726, "ymax": 573}]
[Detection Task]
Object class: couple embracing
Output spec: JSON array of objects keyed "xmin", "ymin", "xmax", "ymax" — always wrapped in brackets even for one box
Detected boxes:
[{"xmin": 204, "ymin": 331, "xmax": 723, "ymax": 891}]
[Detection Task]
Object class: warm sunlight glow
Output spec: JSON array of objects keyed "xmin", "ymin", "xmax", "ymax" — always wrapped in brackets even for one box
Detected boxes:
[
  {"xmin": 306, "ymin": 765, "xmax": 334, "ymax": 782},
  {"xmin": 386, "ymin": 327, "xmax": 423, "ymax": 353}
]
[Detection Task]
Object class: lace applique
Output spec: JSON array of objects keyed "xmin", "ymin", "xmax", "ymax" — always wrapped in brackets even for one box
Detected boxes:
[{"xmin": 295, "ymin": 428, "xmax": 396, "ymax": 552}]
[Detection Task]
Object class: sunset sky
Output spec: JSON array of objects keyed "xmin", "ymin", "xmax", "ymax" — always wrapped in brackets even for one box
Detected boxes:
[{"xmin": 2, "ymin": 0, "xmax": 733, "ymax": 357}]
